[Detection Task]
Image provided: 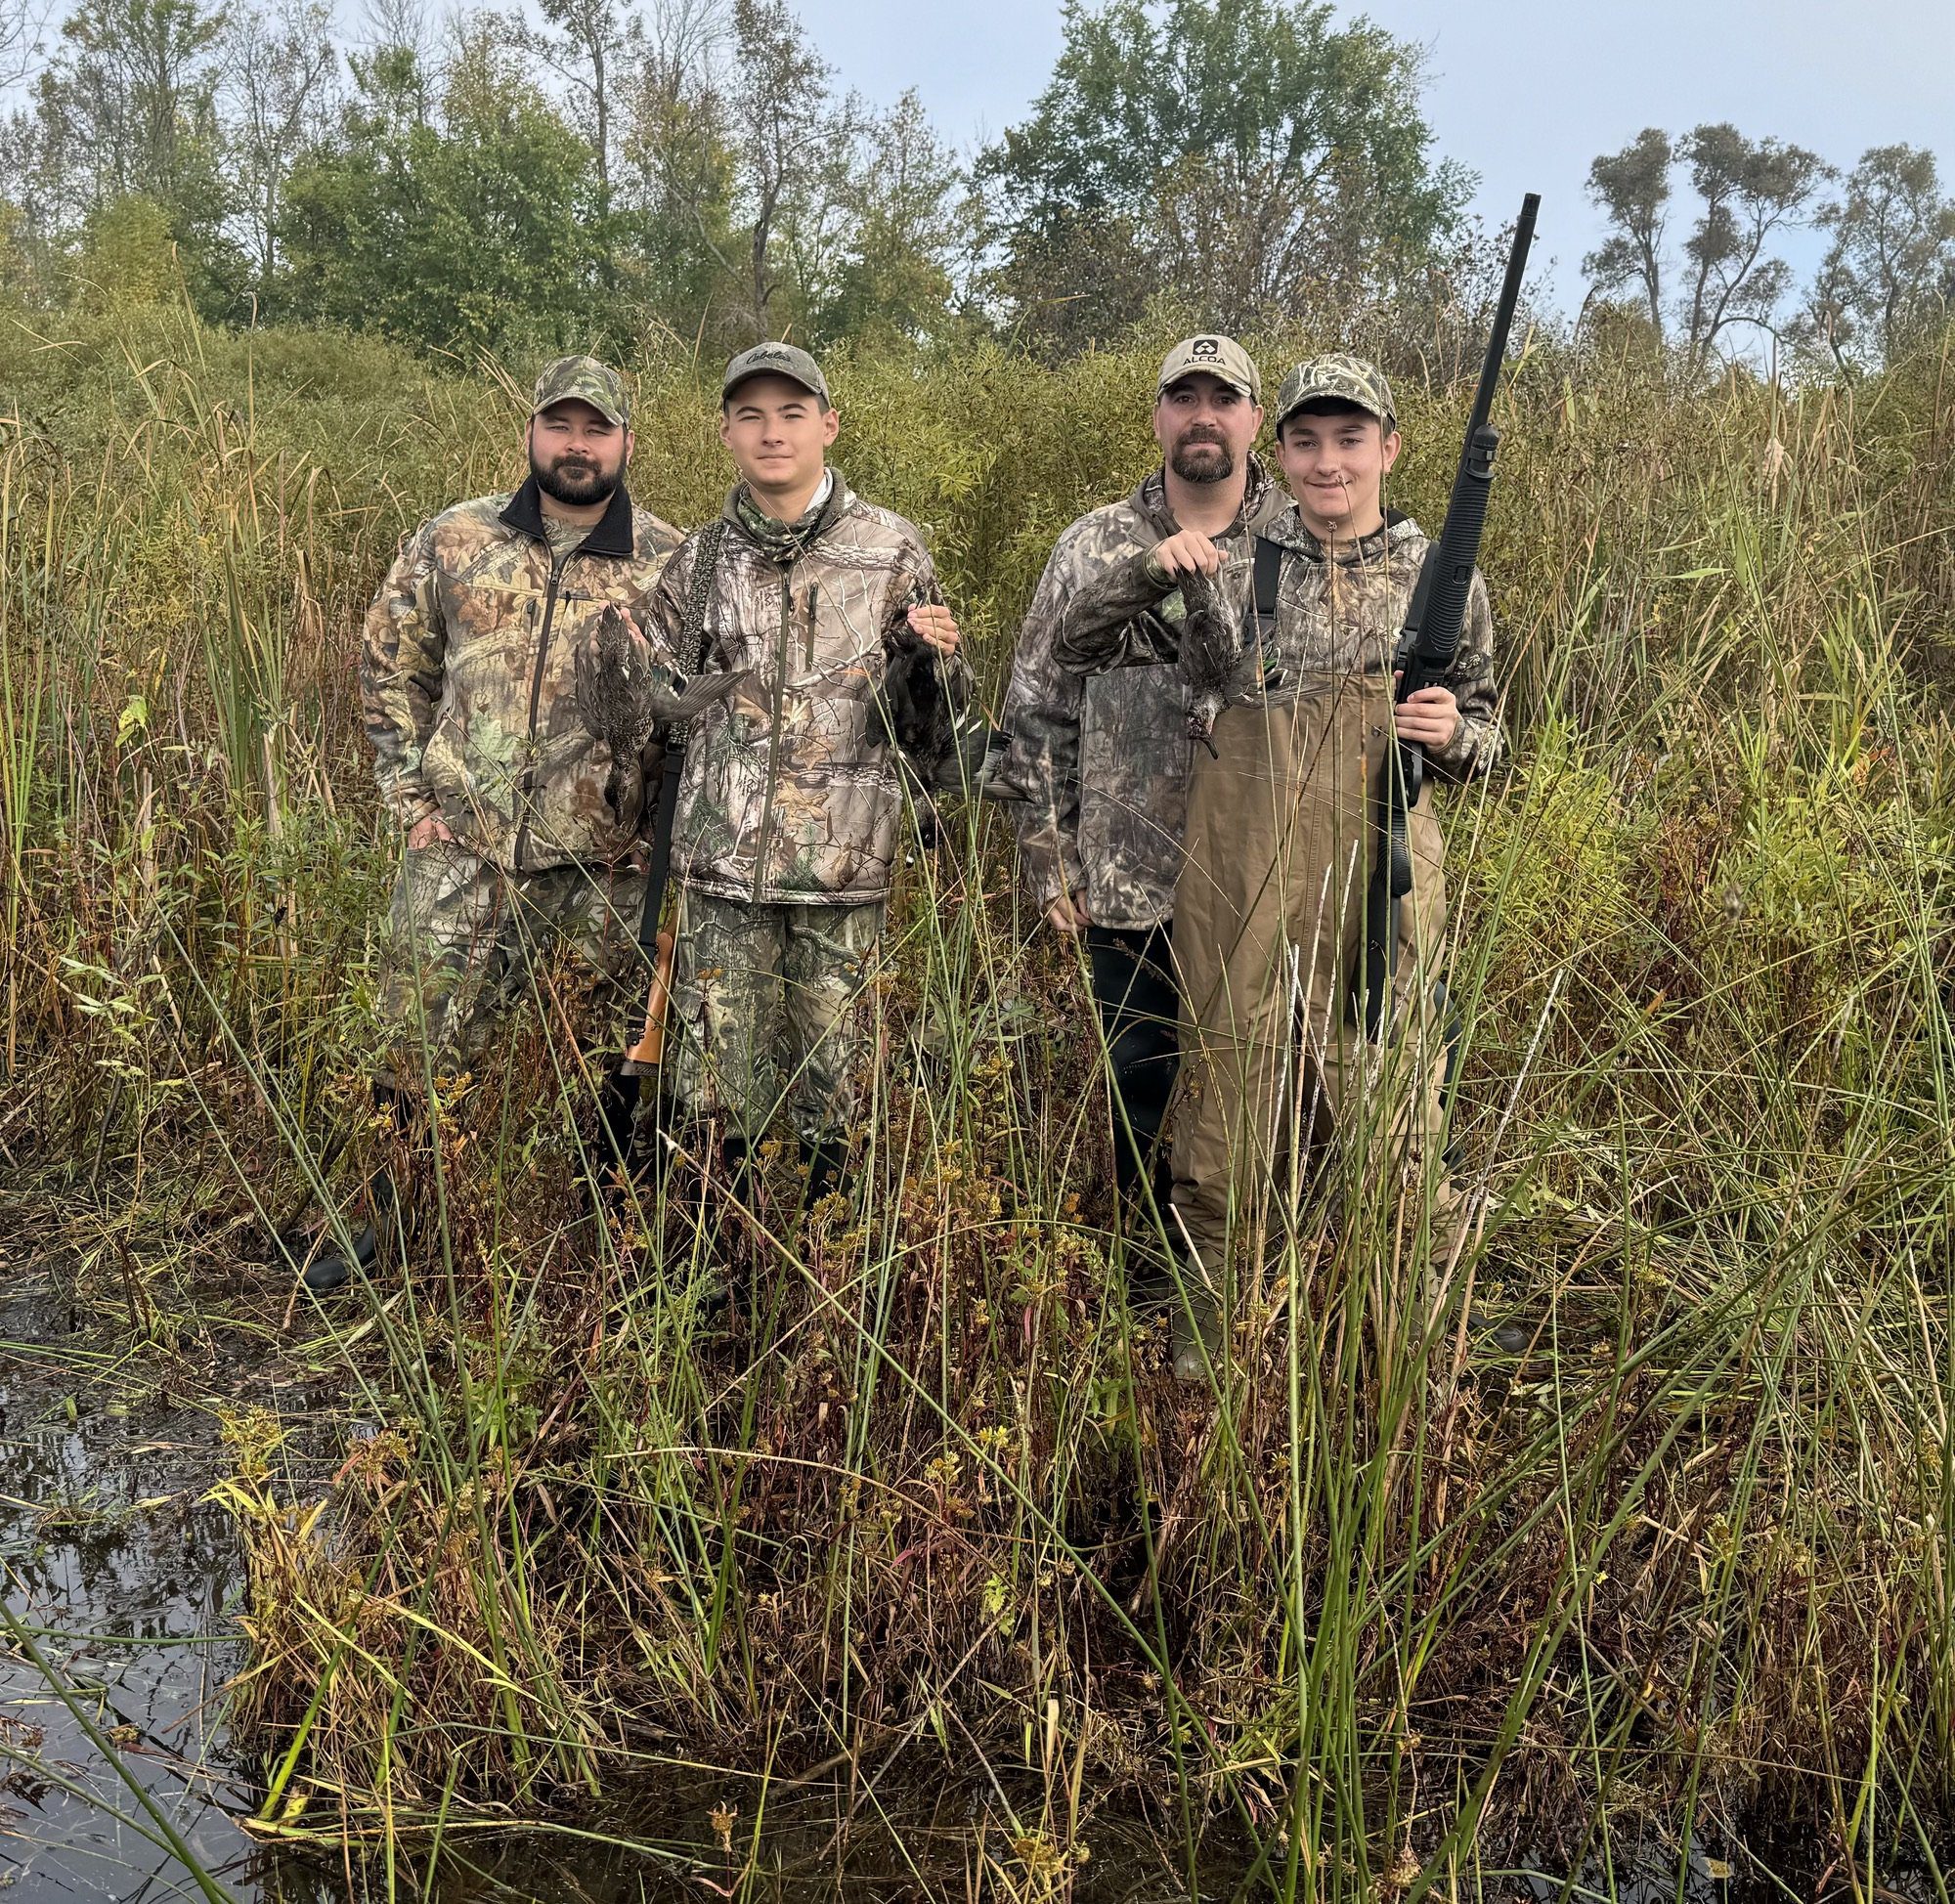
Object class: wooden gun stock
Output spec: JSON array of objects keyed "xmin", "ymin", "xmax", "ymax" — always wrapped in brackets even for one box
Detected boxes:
[{"xmin": 625, "ymin": 926, "xmax": 676, "ymax": 1068}]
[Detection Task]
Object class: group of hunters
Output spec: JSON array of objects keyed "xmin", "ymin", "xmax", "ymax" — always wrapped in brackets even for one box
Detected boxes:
[{"xmin": 300, "ymin": 332, "xmax": 1500, "ymax": 1385}]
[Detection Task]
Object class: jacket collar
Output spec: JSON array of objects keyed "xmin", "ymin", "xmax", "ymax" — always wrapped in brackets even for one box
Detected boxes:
[
  {"xmin": 1269, "ymin": 503, "xmax": 1421, "ymax": 568},
  {"xmin": 1133, "ymin": 453, "xmax": 1276, "ymax": 541},
  {"xmin": 499, "ymin": 474, "xmax": 637, "ymax": 558},
  {"xmin": 720, "ymin": 467, "xmax": 853, "ymax": 553}
]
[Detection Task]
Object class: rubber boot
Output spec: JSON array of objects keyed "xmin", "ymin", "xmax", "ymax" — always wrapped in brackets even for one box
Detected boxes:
[
  {"xmin": 296, "ymin": 1086, "xmax": 413, "ymax": 1295},
  {"xmin": 1122, "ymin": 1153, "xmax": 1178, "ymax": 1306},
  {"xmin": 706, "ymin": 1134, "xmax": 759, "ymax": 1323},
  {"xmin": 719, "ymin": 1134, "xmax": 755, "ymax": 1217},
  {"xmin": 301, "ymin": 1166, "xmax": 398, "ymax": 1295},
  {"xmin": 301, "ymin": 1211, "xmax": 379, "ymax": 1294},
  {"xmin": 598, "ymin": 1068, "xmax": 642, "ymax": 1172},
  {"xmin": 1167, "ymin": 1260, "xmax": 1225, "ymax": 1386},
  {"xmin": 584, "ymin": 1067, "xmax": 646, "ymax": 1225},
  {"xmin": 798, "ymin": 1136, "xmax": 847, "ymax": 1214}
]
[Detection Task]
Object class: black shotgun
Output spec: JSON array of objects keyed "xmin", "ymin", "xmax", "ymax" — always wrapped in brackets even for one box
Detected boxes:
[{"xmin": 1350, "ymin": 192, "xmax": 1540, "ymax": 1040}]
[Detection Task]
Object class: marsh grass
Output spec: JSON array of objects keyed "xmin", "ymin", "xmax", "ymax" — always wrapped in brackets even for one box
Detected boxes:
[{"xmin": 4, "ymin": 301, "xmax": 1954, "ymax": 1898}]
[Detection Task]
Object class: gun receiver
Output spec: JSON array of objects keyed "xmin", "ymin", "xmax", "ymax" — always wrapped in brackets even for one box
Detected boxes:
[{"xmin": 1351, "ymin": 192, "xmax": 1539, "ymax": 1043}]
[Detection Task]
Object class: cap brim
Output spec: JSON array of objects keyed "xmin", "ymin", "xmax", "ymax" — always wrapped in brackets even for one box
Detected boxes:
[
  {"xmin": 723, "ymin": 370, "xmax": 825, "ymax": 404},
  {"xmin": 1274, "ymin": 397, "xmax": 1389, "ymax": 430},
  {"xmin": 1158, "ymin": 369, "xmax": 1258, "ymax": 401},
  {"xmin": 534, "ymin": 396, "xmax": 628, "ymax": 427}
]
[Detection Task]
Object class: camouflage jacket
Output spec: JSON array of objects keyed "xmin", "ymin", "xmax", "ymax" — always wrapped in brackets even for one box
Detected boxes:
[
  {"xmin": 362, "ymin": 478, "xmax": 682, "ymax": 872},
  {"xmin": 995, "ymin": 458, "xmax": 1283, "ymax": 930},
  {"xmin": 1059, "ymin": 505, "xmax": 1500, "ymax": 783},
  {"xmin": 641, "ymin": 473, "xmax": 966, "ymax": 906}
]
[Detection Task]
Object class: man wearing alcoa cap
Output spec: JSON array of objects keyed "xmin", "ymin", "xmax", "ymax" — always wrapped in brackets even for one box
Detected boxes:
[
  {"xmin": 603, "ymin": 341, "xmax": 970, "ymax": 1221},
  {"xmin": 1059, "ymin": 351, "xmax": 1501, "ymax": 1378},
  {"xmin": 995, "ymin": 333, "xmax": 1284, "ymax": 1284},
  {"xmin": 298, "ymin": 354, "xmax": 683, "ymax": 1292}
]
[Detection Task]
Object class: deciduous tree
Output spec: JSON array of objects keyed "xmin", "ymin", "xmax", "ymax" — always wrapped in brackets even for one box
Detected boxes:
[
  {"xmin": 1676, "ymin": 121, "xmax": 1826, "ymax": 366},
  {"xmin": 975, "ymin": 0, "xmax": 1467, "ymax": 348},
  {"xmin": 1807, "ymin": 145, "xmax": 1955, "ymax": 365},
  {"xmin": 1584, "ymin": 128, "xmax": 1671, "ymax": 334}
]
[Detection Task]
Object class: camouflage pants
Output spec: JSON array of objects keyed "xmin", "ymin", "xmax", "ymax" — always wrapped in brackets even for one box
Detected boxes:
[
  {"xmin": 376, "ymin": 841, "xmax": 649, "ymax": 1084},
  {"xmin": 664, "ymin": 888, "xmax": 886, "ymax": 1145}
]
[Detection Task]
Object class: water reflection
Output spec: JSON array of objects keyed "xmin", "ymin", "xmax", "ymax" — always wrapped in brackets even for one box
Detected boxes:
[
  {"xmin": 2, "ymin": 1295, "xmax": 259, "ymax": 1899},
  {"xmin": 2, "ymin": 1281, "xmax": 1181, "ymax": 1904}
]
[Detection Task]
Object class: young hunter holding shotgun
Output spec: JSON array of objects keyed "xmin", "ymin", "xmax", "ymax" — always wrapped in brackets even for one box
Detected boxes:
[
  {"xmin": 1058, "ymin": 354, "xmax": 1503, "ymax": 1378},
  {"xmin": 580, "ymin": 343, "xmax": 967, "ymax": 1221}
]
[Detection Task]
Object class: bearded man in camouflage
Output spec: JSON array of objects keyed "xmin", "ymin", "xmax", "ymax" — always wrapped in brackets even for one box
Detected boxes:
[
  {"xmin": 995, "ymin": 335, "xmax": 1282, "ymax": 1244},
  {"xmin": 301, "ymin": 356, "xmax": 683, "ymax": 1293},
  {"xmin": 1056, "ymin": 354, "xmax": 1501, "ymax": 1380},
  {"xmin": 620, "ymin": 343, "xmax": 965, "ymax": 1212}
]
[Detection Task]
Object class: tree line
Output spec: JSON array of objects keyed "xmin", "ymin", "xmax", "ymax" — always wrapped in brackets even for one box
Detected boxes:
[
  {"xmin": 0, "ymin": 0, "xmax": 1948, "ymax": 371},
  {"xmin": 1585, "ymin": 125, "xmax": 1955, "ymax": 368}
]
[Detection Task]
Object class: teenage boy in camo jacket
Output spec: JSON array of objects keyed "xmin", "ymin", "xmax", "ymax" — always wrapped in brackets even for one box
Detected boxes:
[{"xmin": 600, "ymin": 343, "xmax": 970, "ymax": 1207}]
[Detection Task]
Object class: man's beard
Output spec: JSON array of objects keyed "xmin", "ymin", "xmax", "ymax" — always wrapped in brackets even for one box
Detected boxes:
[
  {"xmin": 1170, "ymin": 431, "xmax": 1235, "ymax": 485},
  {"xmin": 533, "ymin": 449, "xmax": 620, "ymax": 506}
]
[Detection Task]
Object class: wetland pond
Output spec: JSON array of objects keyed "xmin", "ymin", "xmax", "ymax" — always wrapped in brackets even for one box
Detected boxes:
[
  {"xmin": 0, "ymin": 1268, "xmax": 1798, "ymax": 1902},
  {"xmin": 2, "ymin": 1268, "xmax": 1228, "ymax": 1902}
]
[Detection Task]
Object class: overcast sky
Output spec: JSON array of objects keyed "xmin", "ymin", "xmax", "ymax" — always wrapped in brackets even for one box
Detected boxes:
[{"xmin": 795, "ymin": 0, "xmax": 1955, "ymax": 316}]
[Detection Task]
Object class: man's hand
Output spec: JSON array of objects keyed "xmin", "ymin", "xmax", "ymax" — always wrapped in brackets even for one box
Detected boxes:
[
  {"xmin": 905, "ymin": 603, "xmax": 960, "ymax": 656},
  {"xmin": 1394, "ymin": 680, "xmax": 1461, "ymax": 750},
  {"xmin": 1045, "ymin": 893, "xmax": 1090, "ymax": 935},
  {"xmin": 1151, "ymin": 530, "xmax": 1223, "ymax": 580},
  {"xmin": 407, "ymin": 814, "xmax": 455, "ymax": 849}
]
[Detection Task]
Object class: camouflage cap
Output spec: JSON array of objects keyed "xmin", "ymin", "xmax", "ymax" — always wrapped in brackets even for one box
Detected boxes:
[
  {"xmin": 1157, "ymin": 334, "xmax": 1260, "ymax": 404},
  {"xmin": 532, "ymin": 354, "xmax": 630, "ymax": 427},
  {"xmin": 1272, "ymin": 353, "xmax": 1396, "ymax": 434},
  {"xmin": 722, "ymin": 341, "xmax": 831, "ymax": 407}
]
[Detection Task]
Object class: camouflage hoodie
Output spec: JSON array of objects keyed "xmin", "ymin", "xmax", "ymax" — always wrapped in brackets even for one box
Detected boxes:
[
  {"xmin": 993, "ymin": 457, "xmax": 1283, "ymax": 930},
  {"xmin": 1190, "ymin": 505, "xmax": 1500, "ymax": 781},
  {"xmin": 362, "ymin": 477, "xmax": 682, "ymax": 871},
  {"xmin": 1055, "ymin": 502, "xmax": 1500, "ymax": 784},
  {"xmin": 640, "ymin": 472, "xmax": 964, "ymax": 906}
]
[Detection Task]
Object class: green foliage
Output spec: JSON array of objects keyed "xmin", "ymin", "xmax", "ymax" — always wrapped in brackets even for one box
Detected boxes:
[
  {"xmin": 1585, "ymin": 127, "xmax": 1672, "ymax": 333},
  {"xmin": 75, "ymin": 192, "xmax": 182, "ymax": 308},
  {"xmin": 24, "ymin": 0, "xmax": 241, "ymax": 309},
  {"xmin": 976, "ymin": 0, "xmax": 1469, "ymax": 346},
  {"xmin": 7, "ymin": 303, "xmax": 1955, "ymax": 1891},
  {"xmin": 278, "ymin": 37, "xmax": 608, "ymax": 353},
  {"xmin": 1809, "ymin": 145, "xmax": 1955, "ymax": 366}
]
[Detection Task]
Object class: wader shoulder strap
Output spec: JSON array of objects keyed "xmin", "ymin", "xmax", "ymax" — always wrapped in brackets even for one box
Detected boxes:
[{"xmin": 1251, "ymin": 535, "xmax": 1281, "ymax": 624}]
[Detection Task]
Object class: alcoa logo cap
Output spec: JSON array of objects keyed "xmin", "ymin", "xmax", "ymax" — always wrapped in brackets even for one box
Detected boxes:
[
  {"xmin": 533, "ymin": 355, "xmax": 630, "ymax": 427},
  {"xmin": 1157, "ymin": 334, "xmax": 1260, "ymax": 404},
  {"xmin": 722, "ymin": 341, "xmax": 831, "ymax": 406}
]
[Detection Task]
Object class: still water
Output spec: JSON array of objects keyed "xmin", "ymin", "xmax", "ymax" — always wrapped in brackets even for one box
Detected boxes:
[
  {"xmin": 1, "ymin": 1272, "xmax": 1197, "ymax": 1901},
  {"xmin": 3, "ymin": 1270, "xmax": 1790, "ymax": 1903}
]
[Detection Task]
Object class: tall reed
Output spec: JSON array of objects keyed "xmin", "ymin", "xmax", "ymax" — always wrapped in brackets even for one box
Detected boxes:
[{"xmin": 5, "ymin": 303, "xmax": 1953, "ymax": 1897}]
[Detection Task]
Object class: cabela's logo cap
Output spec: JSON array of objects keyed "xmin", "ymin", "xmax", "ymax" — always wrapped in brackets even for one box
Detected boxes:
[{"xmin": 721, "ymin": 342, "xmax": 831, "ymax": 406}]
